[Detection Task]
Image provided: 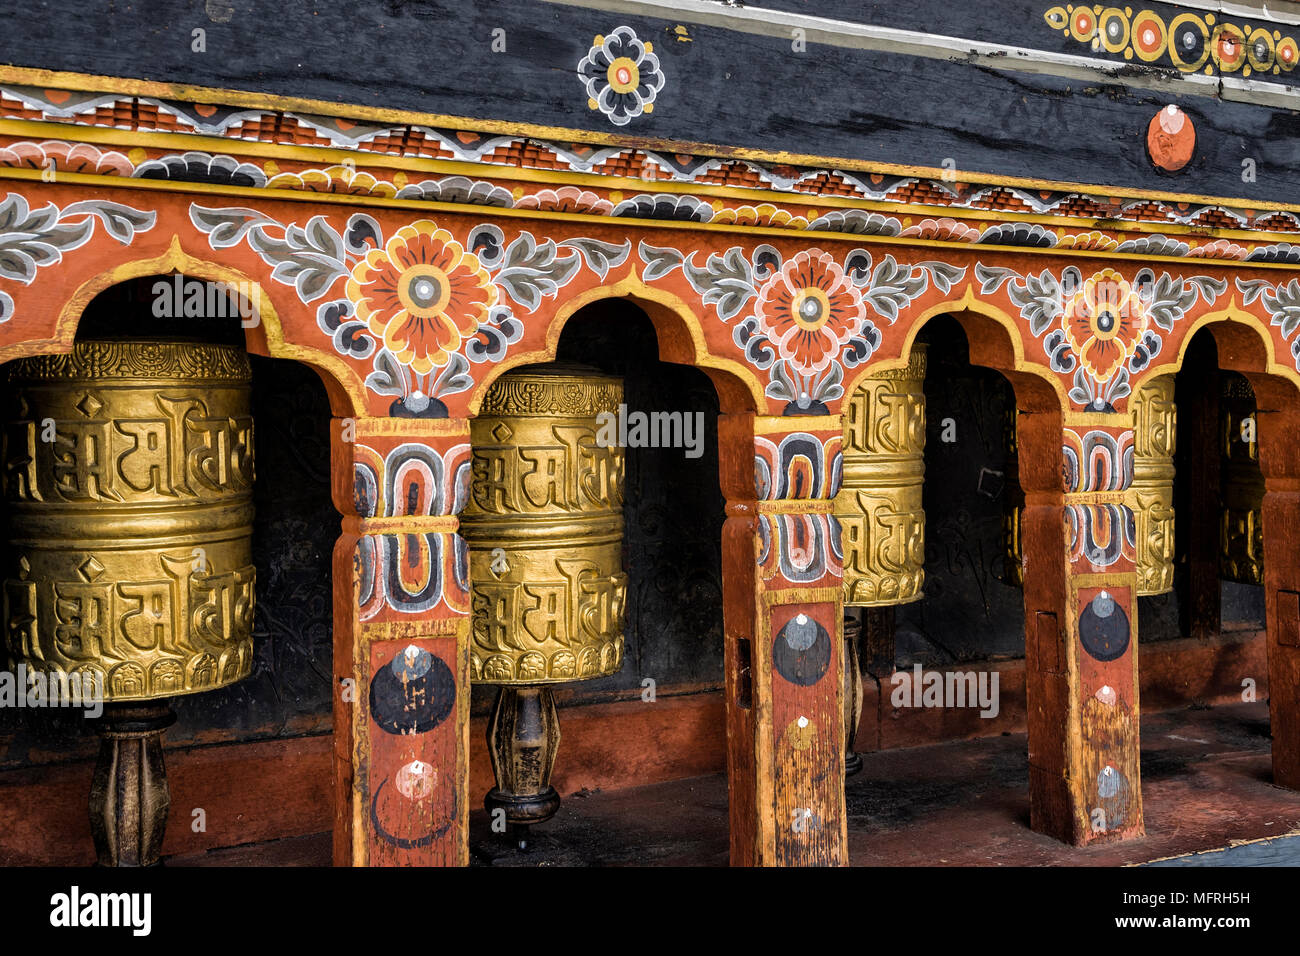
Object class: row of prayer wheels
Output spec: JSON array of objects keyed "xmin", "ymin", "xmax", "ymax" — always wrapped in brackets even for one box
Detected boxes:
[
  {"xmin": 1002, "ymin": 372, "xmax": 1266, "ymax": 591},
  {"xmin": 459, "ymin": 350, "xmax": 937, "ymax": 820},
  {"xmin": 0, "ymin": 342, "xmax": 627, "ymax": 860},
  {"xmin": 0, "ymin": 333, "xmax": 1268, "ymax": 862},
  {"xmin": 461, "ymin": 351, "xmax": 938, "ymax": 825}
]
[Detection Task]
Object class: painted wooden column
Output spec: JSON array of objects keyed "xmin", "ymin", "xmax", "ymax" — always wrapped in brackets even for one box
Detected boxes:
[
  {"xmin": 329, "ymin": 417, "xmax": 471, "ymax": 866},
  {"xmin": 1024, "ymin": 413, "xmax": 1143, "ymax": 845},
  {"xmin": 720, "ymin": 412, "xmax": 846, "ymax": 866},
  {"xmin": 1253, "ymin": 379, "xmax": 1300, "ymax": 788}
]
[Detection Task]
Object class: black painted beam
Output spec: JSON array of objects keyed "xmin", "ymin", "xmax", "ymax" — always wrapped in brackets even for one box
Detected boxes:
[{"xmin": 0, "ymin": 1, "xmax": 1297, "ymax": 204}]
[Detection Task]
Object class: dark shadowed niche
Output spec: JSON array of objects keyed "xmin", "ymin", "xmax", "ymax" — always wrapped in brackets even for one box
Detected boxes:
[{"xmin": 894, "ymin": 315, "xmax": 1026, "ymax": 667}]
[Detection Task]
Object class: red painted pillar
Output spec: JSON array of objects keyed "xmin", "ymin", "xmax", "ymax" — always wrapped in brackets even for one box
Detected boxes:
[
  {"xmin": 330, "ymin": 417, "xmax": 472, "ymax": 866},
  {"xmin": 1254, "ymin": 379, "xmax": 1300, "ymax": 788},
  {"xmin": 1024, "ymin": 412, "xmax": 1143, "ymax": 844},
  {"xmin": 720, "ymin": 412, "xmax": 846, "ymax": 866}
]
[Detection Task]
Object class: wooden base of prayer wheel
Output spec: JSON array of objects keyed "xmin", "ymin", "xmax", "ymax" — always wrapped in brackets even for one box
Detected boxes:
[
  {"xmin": 484, "ymin": 685, "xmax": 562, "ymax": 849},
  {"xmin": 843, "ymin": 612, "xmax": 864, "ymax": 777},
  {"xmin": 88, "ymin": 700, "xmax": 175, "ymax": 867}
]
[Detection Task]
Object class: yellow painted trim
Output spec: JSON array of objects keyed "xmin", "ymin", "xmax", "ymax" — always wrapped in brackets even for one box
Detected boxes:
[
  {"xmin": 4, "ymin": 118, "xmax": 1300, "ymax": 247},
  {"xmin": 7, "ymin": 165, "xmax": 1300, "ymax": 274},
  {"xmin": 4, "ymin": 64, "xmax": 1300, "ymax": 217},
  {"xmin": 345, "ymin": 515, "xmax": 459, "ymax": 535},
  {"xmin": 1062, "ymin": 412, "xmax": 1134, "ymax": 428},
  {"xmin": 1064, "ymin": 491, "xmax": 1132, "ymax": 505},
  {"xmin": 843, "ymin": 284, "xmax": 1073, "ymax": 412},
  {"xmin": 467, "ymin": 267, "xmax": 768, "ymax": 415},
  {"xmin": 352, "ymin": 417, "xmax": 472, "ymax": 436},
  {"xmin": 39, "ymin": 235, "xmax": 369, "ymax": 415},
  {"xmin": 755, "ymin": 499, "xmax": 836, "ymax": 514},
  {"xmin": 1068, "ymin": 572, "xmax": 1139, "ymax": 586},
  {"xmin": 754, "ymin": 415, "xmax": 841, "ymax": 435}
]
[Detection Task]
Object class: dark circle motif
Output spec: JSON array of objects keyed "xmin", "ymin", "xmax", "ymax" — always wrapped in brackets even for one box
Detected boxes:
[
  {"xmin": 773, "ymin": 614, "xmax": 832, "ymax": 686},
  {"xmin": 1096, "ymin": 310, "xmax": 1115, "ymax": 333},
  {"xmin": 368, "ymin": 647, "xmax": 456, "ymax": 734},
  {"xmin": 370, "ymin": 777, "xmax": 456, "ymax": 849},
  {"xmin": 408, "ymin": 275, "xmax": 441, "ymax": 309},
  {"xmin": 1079, "ymin": 592, "xmax": 1130, "ymax": 662}
]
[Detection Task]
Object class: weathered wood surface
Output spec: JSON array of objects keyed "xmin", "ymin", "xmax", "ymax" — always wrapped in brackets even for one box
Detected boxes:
[{"xmin": 0, "ymin": 1, "xmax": 1297, "ymax": 202}]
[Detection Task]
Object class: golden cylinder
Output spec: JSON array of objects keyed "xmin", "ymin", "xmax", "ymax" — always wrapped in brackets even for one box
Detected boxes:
[
  {"xmin": 1220, "ymin": 372, "xmax": 1264, "ymax": 585},
  {"xmin": 2, "ymin": 340, "xmax": 256, "ymax": 701},
  {"xmin": 1130, "ymin": 375, "xmax": 1177, "ymax": 596},
  {"xmin": 836, "ymin": 346, "xmax": 926, "ymax": 607},
  {"xmin": 462, "ymin": 366, "xmax": 627, "ymax": 684}
]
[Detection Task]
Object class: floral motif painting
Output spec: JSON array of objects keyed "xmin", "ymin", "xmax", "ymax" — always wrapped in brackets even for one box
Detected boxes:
[
  {"xmin": 577, "ymin": 26, "xmax": 665, "ymax": 126},
  {"xmin": 0, "ymin": 192, "xmax": 156, "ymax": 322},
  {"xmin": 977, "ymin": 262, "xmax": 1224, "ymax": 410},
  {"xmin": 1237, "ymin": 276, "xmax": 1300, "ymax": 371},
  {"xmin": 640, "ymin": 239, "xmax": 963, "ymax": 413},
  {"xmin": 189, "ymin": 204, "xmax": 630, "ymax": 416}
]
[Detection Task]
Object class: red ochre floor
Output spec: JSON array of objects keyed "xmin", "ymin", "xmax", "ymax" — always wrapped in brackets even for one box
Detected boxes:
[{"xmin": 172, "ymin": 701, "xmax": 1300, "ymax": 866}]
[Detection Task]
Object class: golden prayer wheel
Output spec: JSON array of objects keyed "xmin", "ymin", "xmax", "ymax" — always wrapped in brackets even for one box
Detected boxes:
[
  {"xmin": 463, "ymin": 366, "xmax": 626, "ymax": 683},
  {"xmin": 3, "ymin": 338, "xmax": 255, "ymax": 867},
  {"xmin": 836, "ymin": 346, "xmax": 926, "ymax": 779},
  {"xmin": 461, "ymin": 364, "xmax": 626, "ymax": 845},
  {"xmin": 3, "ymin": 339, "xmax": 256, "ymax": 699},
  {"xmin": 1130, "ymin": 375, "xmax": 1176, "ymax": 596},
  {"xmin": 836, "ymin": 346, "xmax": 927, "ymax": 607},
  {"xmin": 1220, "ymin": 372, "xmax": 1264, "ymax": 585}
]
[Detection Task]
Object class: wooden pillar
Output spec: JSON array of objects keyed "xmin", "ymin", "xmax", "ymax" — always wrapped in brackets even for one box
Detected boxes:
[
  {"xmin": 330, "ymin": 417, "xmax": 472, "ymax": 866},
  {"xmin": 720, "ymin": 413, "xmax": 847, "ymax": 866},
  {"xmin": 1252, "ymin": 378, "xmax": 1300, "ymax": 788},
  {"xmin": 1023, "ymin": 411, "xmax": 1143, "ymax": 844},
  {"xmin": 860, "ymin": 606, "xmax": 896, "ymax": 679}
]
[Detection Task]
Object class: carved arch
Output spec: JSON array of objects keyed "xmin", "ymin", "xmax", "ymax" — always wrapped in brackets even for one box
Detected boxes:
[
  {"xmin": 469, "ymin": 273, "xmax": 764, "ymax": 416},
  {"xmin": 42, "ymin": 236, "xmax": 366, "ymax": 416},
  {"xmin": 845, "ymin": 287, "xmax": 1069, "ymax": 420},
  {"xmin": 1144, "ymin": 301, "xmax": 1300, "ymax": 390}
]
